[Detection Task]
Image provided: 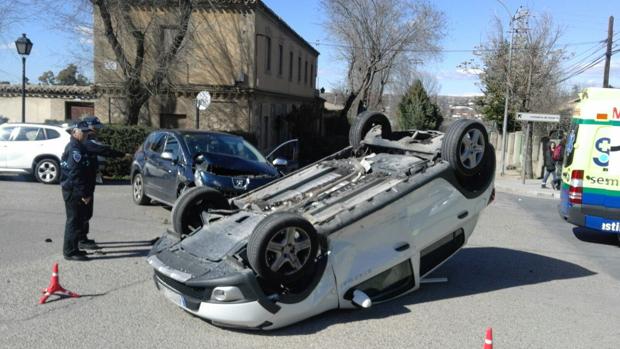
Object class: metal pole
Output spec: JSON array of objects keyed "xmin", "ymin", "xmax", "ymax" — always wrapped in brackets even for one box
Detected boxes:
[
  {"xmin": 21, "ymin": 56, "xmax": 26, "ymax": 123},
  {"xmin": 500, "ymin": 10, "xmax": 518, "ymax": 176},
  {"xmin": 522, "ymin": 122, "xmax": 530, "ymax": 184},
  {"xmin": 108, "ymin": 96, "xmax": 112, "ymax": 124},
  {"xmin": 195, "ymin": 105, "xmax": 200, "ymax": 129},
  {"xmin": 603, "ymin": 16, "xmax": 614, "ymax": 88}
]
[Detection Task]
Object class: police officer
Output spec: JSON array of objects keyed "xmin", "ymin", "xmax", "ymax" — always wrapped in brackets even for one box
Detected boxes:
[
  {"xmin": 78, "ymin": 116, "xmax": 126, "ymax": 250},
  {"xmin": 60, "ymin": 121, "xmax": 94, "ymax": 261}
]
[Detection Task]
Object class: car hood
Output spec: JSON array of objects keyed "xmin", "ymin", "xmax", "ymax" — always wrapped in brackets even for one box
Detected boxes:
[{"xmin": 197, "ymin": 152, "xmax": 278, "ymax": 177}]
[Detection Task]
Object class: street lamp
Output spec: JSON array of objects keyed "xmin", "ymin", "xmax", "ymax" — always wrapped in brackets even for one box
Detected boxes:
[{"xmin": 15, "ymin": 33, "xmax": 33, "ymax": 123}]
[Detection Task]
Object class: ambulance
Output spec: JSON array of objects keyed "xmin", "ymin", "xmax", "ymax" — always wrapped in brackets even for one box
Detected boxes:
[{"xmin": 559, "ymin": 88, "xmax": 620, "ymax": 241}]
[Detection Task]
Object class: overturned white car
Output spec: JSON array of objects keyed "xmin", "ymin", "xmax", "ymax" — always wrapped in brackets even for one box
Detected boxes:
[{"xmin": 147, "ymin": 111, "xmax": 495, "ymax": 330}]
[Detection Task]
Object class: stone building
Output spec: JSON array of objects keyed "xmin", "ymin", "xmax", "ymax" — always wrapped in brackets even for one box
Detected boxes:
[
  {"xmin": 94, "ymin": 0, "xmax": 321, "ymax": 151},
  {"xmin": 0, "ymin": 84, "xmax": 95, "ymax": 123}
]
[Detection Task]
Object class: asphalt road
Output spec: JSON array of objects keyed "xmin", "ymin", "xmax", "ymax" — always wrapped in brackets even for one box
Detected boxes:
[{"xmin": 0, "ymin": 175, "xmax": 619, "ymax": 348}]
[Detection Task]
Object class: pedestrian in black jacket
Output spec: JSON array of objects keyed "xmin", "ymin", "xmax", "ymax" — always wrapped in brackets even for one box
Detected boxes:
[
  {"xmin": 78, "ymin": 116, "xmax": 126, "ymax": 250},
  {"xmin": 541, "ymin": 141, "xmax": 558, "ymax": 189},
  {"xmin": 60, "ymin": 122, "xmax": 94, "ymax": 261}
]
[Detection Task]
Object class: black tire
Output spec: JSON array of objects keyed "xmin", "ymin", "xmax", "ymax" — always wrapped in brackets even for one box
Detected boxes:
[
  {"xmin": 132, "ymin": 173, "xmax": 150, "ymax": 205},
  {"xmin": 247, "ymin": 212, "xmax": 319, "ymax": 286},
  {"xmin": 441, "ymin": 119, "xmax": 489, "ymax": 177},
  {"xmin": 172, "ymin": 186, "xmax": 230, "ymax": 236},
  {"xmin": 349, "ymin": 111, "xmax": 392, "ymax": 151},
  {"xmin": 34, "ymin": 158, "xmax": 60, "ymax": 184}
]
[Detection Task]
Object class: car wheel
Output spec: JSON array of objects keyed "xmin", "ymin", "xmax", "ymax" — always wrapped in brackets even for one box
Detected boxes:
[
  {"xmin": 34, "ymin": 158, "xmax": 60, "ymax": 184},
  {"xmin": 132, "ymin": 173, "xmax": 150, "ymax": 205},
  {"xmin": 172, "ymin": 186, "xmax": 230, "ymax": 236},
  {"xmin": 349, "ymin": 111, "xmax": 392, "ymax": 151},
  {"xmin": 442, "ymin": 119, "xmax": 489, "ymax": 177},
  {"xmin": 247, "ymin": 212, "xmax": 319, "ymax": 286}
]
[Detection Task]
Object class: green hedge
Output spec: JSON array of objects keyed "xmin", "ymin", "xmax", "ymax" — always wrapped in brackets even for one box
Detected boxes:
[{"xmin": 97, "ymin": 125, "xmax": 152, "ymax": 178}]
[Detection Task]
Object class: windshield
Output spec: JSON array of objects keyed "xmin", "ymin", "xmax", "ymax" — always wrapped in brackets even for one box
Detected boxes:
[{"xmin": 183, "ymin": 133, "xmax": 267, "ymax": 163}]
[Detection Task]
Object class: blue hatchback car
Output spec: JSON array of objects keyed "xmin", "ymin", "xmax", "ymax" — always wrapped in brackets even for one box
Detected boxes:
[{"xmin": 131, "ymin": 130, "xmax": 297, "ymax": 206}]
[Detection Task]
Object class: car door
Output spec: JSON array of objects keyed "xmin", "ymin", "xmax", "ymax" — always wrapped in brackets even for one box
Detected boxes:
[
  {"xmin": 0, "ymin": 126, "xmax": 18, "ymax": 168},
  {"xmin": 142, "ymin": 132, "xmax": 167, "ymax": 199},
  {"xmin": 156, "ymin": 134, "xmax": 182, "ymax": 204},
  {"xmin": 329, "ymin": 178, "xmax": 468, "ymax": 304},
  {"xmin": 6, "ymin": 126, "xmax": 45, "ymax": 169},
  {"xmin": 266, "ymin": 139, "xmax": 299, "ymax": 173}
]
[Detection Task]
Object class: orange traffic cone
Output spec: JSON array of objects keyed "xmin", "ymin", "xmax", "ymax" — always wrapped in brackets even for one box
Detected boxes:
[
  {"xmin": 482, "ymin": 327, "xmax": 493, "ymax": 349},
  {"xmin": 38, "ymin": 263, "xmax": 80, "ymax": 304}
]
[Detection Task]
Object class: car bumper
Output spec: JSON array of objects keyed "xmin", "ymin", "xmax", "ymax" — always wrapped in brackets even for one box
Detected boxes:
[
  {"xmin": 148, "ymin": 243, "xmax": 339, "ymax": 330},
  {"xmin": 198, "ymin": 172, "xmax": 276, "ymax": 197},
  {"xmin": 560, "ymin": 190, "xmax": 620, "ymax": 234},
  {"xmin": 153, "ymin": 273, "xmax": 278, "ymax": 329}
]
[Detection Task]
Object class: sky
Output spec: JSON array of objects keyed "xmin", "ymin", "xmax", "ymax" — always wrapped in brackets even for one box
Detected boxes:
[{"xmin": 0, "ymin": 0, "xmax": 618, "ymax": 96}]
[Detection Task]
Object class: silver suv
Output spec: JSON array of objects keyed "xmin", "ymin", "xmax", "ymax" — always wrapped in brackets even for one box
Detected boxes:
[{"xmin": 0, "ymin": 123, "xmax": 70, "ymax": 184}]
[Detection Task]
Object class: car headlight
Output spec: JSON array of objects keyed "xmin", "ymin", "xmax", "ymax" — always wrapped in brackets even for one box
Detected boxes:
[
  {"xmin": 211, "ymin": 286, "xmax": 244, "ymax": 302},
  {"xmin": 194, "ymin": 170, "xmax": 204, "ymax": 186}
]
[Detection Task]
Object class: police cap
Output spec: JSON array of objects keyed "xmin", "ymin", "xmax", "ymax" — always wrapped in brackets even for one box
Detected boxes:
[{"xmin": 82, "ymin": 116, "xmax": 104, "ymax": 130}]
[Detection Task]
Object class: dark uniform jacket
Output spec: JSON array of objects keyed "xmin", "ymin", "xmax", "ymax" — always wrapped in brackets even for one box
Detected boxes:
[
  {"xmin": 60, "ymin": 137, "xmax": 94, "ymax": 199},
  {"xmin": 82, "ymin": 137, "xmax": 124, "ymax": 191},
  {"xmin": 543, "ymin": 146, "xmax": 555, "ymax": 171}
]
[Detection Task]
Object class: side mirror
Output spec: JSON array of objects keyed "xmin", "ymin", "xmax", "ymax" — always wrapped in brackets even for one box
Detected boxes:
[
  {"xmin": 195, "ymin": 154, "xmax": 206, "ymax": 164},
  {"xmin": 161, "ymin": 152, "xmax": 177, "ymax": 163},
  {"xmin": 272, "ymin": 158, "xmax": 288, "ymax": 167}
]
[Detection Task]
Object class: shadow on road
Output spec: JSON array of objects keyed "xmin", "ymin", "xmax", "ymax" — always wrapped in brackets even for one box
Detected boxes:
[
  {"xmin": 42, "ymin": 292, "xmax": 108, "ymax": 304},
  {"xmin": 573, "ymin": 227, "xmax": 619, "ymax": 247},
  {"xmin": 260, "ymin": 247, "xmax": 596, "ymax": 335},
  {"xmin": 86, "ymin": 248, "xmax": 151, "ymax": 260},
  {"xmin": 83, "ymin": 239, "xmax": 157, "ymax": 260},
  {"xmin": 100, "ymin": 178, "xmax": 130, "ymax": 186},
  {"xmin": 0, "ymin": 174, "xmax": 35, "ymax": 182}
]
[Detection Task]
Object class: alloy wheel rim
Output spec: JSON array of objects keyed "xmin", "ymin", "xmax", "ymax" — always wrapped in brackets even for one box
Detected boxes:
[
  {"xmin": 459, "ymin": 128, "xmax": 485, "ymax": 169},
  {"xmin": 38, "ymin": 162, "xmax": 57, "ymax": 182},
  {"xmin": 133, "ymin": 176, "xmax": 142, "ymax": 200},
  {"xmin": 265, "ymin": 227, "xmax": 312, "ymax": 275}
]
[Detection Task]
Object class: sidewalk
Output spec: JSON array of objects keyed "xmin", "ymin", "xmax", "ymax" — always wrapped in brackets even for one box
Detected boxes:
[{"xmin": 493, "ymin": 170, "xmax": 561, "ymax": 200}]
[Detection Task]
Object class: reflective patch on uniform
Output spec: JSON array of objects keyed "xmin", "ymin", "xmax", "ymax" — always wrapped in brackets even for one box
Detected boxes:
[{"xmin": 72, "ymin": 151, "xmax": 82, "ymax": 163}]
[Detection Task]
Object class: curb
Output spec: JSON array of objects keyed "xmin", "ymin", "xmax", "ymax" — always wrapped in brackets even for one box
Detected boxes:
[{"xmin": 494, "ymin": 183, "xmax": 560, "ymax": 200}]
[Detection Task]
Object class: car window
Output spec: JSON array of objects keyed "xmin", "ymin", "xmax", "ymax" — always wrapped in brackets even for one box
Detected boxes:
[
  {"xmin": 0, "ymin": 126, "xmax": 16, "ymax": 141},
  {"xmin": 13, "ymin": 127, "xmax": 43, "ymax": 141},
  {"xmin": 268, "ymin": 140, "xmax": 299, "ymax": 161},
  {"xmin": 183, "ymin": 133, "xmax": 267, "ymax": 163},
  {"xmin": 150, "ymin": 133, "xmax": 166, "ymax": 153},
  {"xmin": 563, "ymin": 122, "xmax": 579, "ymax": 167},
  {"xmin": 143, "ymin": 132, "xmax": 158, "ymax": 150},
  {"xmin": 44, "ymin": 128, "xmax": 61, "ymax": 140},
  {"xmin": 164, "ymin": 136, "xmax": 179, "ymax": 156}
]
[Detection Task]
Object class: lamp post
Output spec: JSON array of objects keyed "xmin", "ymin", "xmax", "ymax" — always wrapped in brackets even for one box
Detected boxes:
[{"xmin": 15, "ymin": 33, "xmax": 33, "ymax": 124}]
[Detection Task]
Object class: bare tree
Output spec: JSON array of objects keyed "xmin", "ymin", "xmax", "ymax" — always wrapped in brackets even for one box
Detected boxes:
[
  {"xmin": 32, "ymin": 0, "xmax": 193, "ymax": 125},
  {"xmin": 93, "ymin": 0, "xmax": 193, "ymax": 125},
  {"xmin": 469, "ymin": 13, "xmax": 568, "ymax": 178},
  {"xmin": 322, "ymin": 0, "xmax": 445, "ymax": 120}
]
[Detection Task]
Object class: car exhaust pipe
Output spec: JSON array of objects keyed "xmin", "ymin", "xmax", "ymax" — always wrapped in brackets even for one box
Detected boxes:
[{"xmin": 351, "ymin": 289, "xmax": 372, "ymax": 308}]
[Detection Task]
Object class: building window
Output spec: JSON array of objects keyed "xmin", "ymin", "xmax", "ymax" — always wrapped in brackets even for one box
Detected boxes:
[
  {"xmin": 297, "ymin": 56, "xmax": 301, "ymax": 82},
  {"xmin": 278, "ymin": 44, "xmax": 283, "ymax": 76},
  {"xmin": 288, "ymin": 51, "xmax": 293, "ymax": 81},
  {"xmin": 304, "ymin": 60, "xmax": 308, "ymax": 84},
  {"xmin": 265, "ymin": 36, "xmax": 272, "ymax": 72},
  {"xmin": 310, "ymin": 63, "xmax": 314, "ymax": 87}
]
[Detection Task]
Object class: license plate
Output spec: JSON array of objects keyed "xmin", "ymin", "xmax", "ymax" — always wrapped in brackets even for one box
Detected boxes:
[{"xmin": 161, "ymin": 284, "xmax": 187, "ymax": 308}]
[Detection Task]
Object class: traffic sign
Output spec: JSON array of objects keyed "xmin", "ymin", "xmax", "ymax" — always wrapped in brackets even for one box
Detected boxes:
[
  {"xmin": 196, "ymin": 91, "xmax": 211, "ymax": 111},
  {"xmin": 516, "ymin": 112, "xmax": 560, "ymax": 123}
]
